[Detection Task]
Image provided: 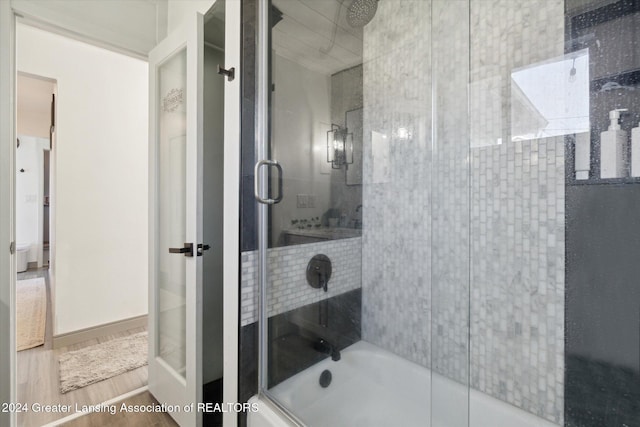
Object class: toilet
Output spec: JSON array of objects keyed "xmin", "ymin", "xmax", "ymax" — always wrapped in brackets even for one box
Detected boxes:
[{"xmin": 16, "ymin": 243, "xmax": 30, "ymax": 273}]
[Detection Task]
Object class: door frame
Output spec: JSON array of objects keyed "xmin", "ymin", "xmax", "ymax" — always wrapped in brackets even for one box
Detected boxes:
[
  {"xmin": 221, "ymin": 1, "xmax": 241, "ymax": 426},
  {"xmin": 0, "ymin": 2, "xmax": 17, "ymax": 426},
  {"xmin": 0, "ymin": 2, "xmax": 241, "ymax": 426}
]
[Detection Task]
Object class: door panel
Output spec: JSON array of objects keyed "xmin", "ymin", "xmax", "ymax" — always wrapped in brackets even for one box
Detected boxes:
[
  {"xmin": 149, "ymin": 2, "xmax": 241, "ymax": 426},
  {"xmin": 148, "ymin": 14, "xmax": 203, "ymax": 427}
]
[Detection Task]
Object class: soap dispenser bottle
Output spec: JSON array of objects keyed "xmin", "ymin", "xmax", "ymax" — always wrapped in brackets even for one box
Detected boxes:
[
  {"xmin": 632, "ymin": 122, "xmax": 640, "ymax": 177},
  {"xmin": 600, "ymin": 108, "xmax": 628, "ymax": 179},
  {"xmin": 574, "ymin": 132, "xmax": 591, "ymax": 180}
]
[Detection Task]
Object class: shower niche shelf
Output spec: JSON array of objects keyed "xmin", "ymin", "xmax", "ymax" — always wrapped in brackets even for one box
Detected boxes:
[
  {"xmin": 590, "ymin": 68, "xmax": 640, "ymax": 91},
  {"xmin": 566, "ymin": 0, "xmax": 640, "ymax": 189},
  {"xmin": 568, "ymin": 177, "xmax": 640, "ymax": 186}
]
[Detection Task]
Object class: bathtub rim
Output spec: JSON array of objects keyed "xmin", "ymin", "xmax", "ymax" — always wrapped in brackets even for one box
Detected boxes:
[{"xmin": 249, "ymin": 339, "xmax": 561, "ymax": 427}]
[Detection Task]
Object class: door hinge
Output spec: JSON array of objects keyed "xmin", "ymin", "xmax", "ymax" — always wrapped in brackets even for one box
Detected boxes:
[
  {"xmin": 50, "ymin": 94, "xmax": 55, "ymax": 150},
  {"xmin": 9, "ymin": 241, "xmax": 15, "ymax": 255}
]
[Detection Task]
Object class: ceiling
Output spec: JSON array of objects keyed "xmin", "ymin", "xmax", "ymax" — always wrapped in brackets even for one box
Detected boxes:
[
  {"xmin": 272, "ymin": 0, "xmax": 364, "ymax": 76},
  {"xmin": 17, "ymin": 74, "xmax": 55, "ymax": 117}
]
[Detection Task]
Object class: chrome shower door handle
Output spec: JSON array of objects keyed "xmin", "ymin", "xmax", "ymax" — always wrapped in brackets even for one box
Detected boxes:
[{"xmin": 254, "ymin": 159, "xmax": 283, "ymax": 204}]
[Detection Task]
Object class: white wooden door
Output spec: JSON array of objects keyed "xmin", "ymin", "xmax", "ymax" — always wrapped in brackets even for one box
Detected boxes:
[{"xmin": 148, "ymin": 13, "xmax": 204, "ymax": 427}]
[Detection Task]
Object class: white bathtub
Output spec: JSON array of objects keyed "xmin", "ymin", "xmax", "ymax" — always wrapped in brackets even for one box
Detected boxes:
[{"xmin": 248, "ymin": 341, "xmax": 560, "ymax": 427}]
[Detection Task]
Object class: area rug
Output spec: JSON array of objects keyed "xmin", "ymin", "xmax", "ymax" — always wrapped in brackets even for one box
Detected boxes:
[
  {"xmin": 17, "ymin": 277, "xmax": 46, "ymax": 351},
  {"xmin": 58, "ymin": 331, "xmax": 148, "ymax": 393}
]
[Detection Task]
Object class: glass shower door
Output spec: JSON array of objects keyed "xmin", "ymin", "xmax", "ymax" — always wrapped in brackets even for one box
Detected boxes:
[
  {"xmin": 250, "ymin": 1, "xmax": 640, "ymax": 426},
  {"xmin": 466, "ymin": 1, "xmax": 569, "ymax": 426},
  {"xmin": 254, "ymin": 0, "xmax": 471, "ymax": 426},
  {"xmin": 431, "ymin": 0, "xmax": 471, "ymax": 426}
]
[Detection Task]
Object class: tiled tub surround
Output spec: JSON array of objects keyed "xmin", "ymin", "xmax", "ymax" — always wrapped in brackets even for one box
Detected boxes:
[
  {"xmin": 469, "ymin": 0, "xmax": 565, "ymax": 149},
  {"xmin": 469, "ymin": 137, "xmax": 565, "ymax": 424},
  {"xmin": 240, "ymin": 237, "xmax": 362, "ymax": 326},
  {"xmin": 361, "ymin": 0, "xmax": 433, "ymax": 370},
  {"xmin": 468, "ymin": 0, "xmax": 565, "ymax": 423},
  {"xmin": 430, "ymin": 0, "xmax": 471, "ymax": 388},
  {"xmin": 361, "ymin": 0, "xmax": 565, "ymax": 425}
]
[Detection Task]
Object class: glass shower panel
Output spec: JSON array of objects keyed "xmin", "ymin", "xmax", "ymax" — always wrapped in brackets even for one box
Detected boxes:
[
  {"xmin": 250, "ymin": 1, "xmax": 640, "ymax": 426},
  {"xmin": 262, "ymin": 4, "xmax": 365, "ymax": 423},
  {"xmin": 360, "ymin": 0, "xmax": 435, "ymax": 425},
  {"xmin": 258, "ymin": 0, "xmax": 468, "ymax": 426},
  {"xmin": 266, "ymin": 0, "xmax": 363, "ymax": 250},
  {"xmin": 255, "ymin": 0, "xmax": 390, "ymax": 425},
  {"xmin": 431, "ymin": 0, "xmax": 470, "ymax": 426},
  {"xmin": 468, "ymin": 0, "xmax": 567, "ymax": 425}
]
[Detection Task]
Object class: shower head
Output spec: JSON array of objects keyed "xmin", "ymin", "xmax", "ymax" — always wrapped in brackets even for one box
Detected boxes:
[{"xmin": 346, "ymin": 0, "xmax": 378, "ymax": 28}]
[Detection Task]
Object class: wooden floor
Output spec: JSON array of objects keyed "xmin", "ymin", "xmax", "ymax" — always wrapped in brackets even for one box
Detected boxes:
[
  {"xmin": 16, "ymin": 268, "xmax": 149, "ymax": 427},
  {"xmin": 62, "ymin": 392, "xmax": 177, "ymax": 427}
]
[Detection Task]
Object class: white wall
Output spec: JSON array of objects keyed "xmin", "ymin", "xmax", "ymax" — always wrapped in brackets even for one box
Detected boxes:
[
  {"xmin": 17, "ymin": 23, "xmax": 149, "ymax": 335},
  {"xmin": 271, "ymin": 54, "xmax": 333, "ymax": 245}
]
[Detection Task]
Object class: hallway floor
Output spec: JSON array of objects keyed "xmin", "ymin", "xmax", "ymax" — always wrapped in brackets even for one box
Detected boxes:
[
  {"xmin": 16, "ymin": 268, "xmax": 149, "ymax": 427},
  {"xmin": 62, "ymin": 391, "xmax": 177, "ymax": 427}
]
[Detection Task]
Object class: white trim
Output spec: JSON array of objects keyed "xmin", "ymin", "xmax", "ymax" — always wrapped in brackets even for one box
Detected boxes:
[
  {"xmin": 10, "ymin": 0, "xmax": 161, "ymax": 60},
  {"xmin": 0, "ymin": 2, "xmax": 16, "ymax": 426},
  {"xmin": 52, "ymin": 314, "xmax": 148, "ymax": 349},
  {"xmin": 13, "ymin": 13, "xmax": 149, "ymax": 61},
  {"xmin": 39, "ymin": 386, "xmax": 149, "ymax": 427},
  {"xmin": 222, "ymin": 1, "xmax": 241, "ymax": 426}
]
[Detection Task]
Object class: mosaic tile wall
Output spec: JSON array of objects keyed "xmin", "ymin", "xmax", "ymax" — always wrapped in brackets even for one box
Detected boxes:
[
  {"xmin": 469, "ymin": 138, "xmax": 565, "ymax": 424},
  {"xmin": 361, "ymin": 0, "xmax": 565, "ymax": 424},
  {"xmin": 470, "ymin": 0, "xmax": 566, "ymax": 147},
  {"xmin": 240, "ymin": 237, "xmax": 362, "ymax": 326},
  {"xmin": 468, "ymin": 1, "xmax": 565, "ymax": 424},
  {"xmin": 430, "ymin": 0, "xmax": 471, "ymax": 386},
  {"xmin": 361, "ymin": 0, "xmax": 433, "ymax": 369}
]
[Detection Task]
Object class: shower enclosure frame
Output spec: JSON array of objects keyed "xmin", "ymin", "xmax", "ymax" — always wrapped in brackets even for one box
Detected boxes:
[{"xmin": 254, "ymin": 0, "xmax": 304, "ymax": 423}]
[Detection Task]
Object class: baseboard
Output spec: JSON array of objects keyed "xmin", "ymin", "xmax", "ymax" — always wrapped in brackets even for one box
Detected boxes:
[{"xmin": 52, "ymin": 314, "xmax": 147, "ymax": 349}]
